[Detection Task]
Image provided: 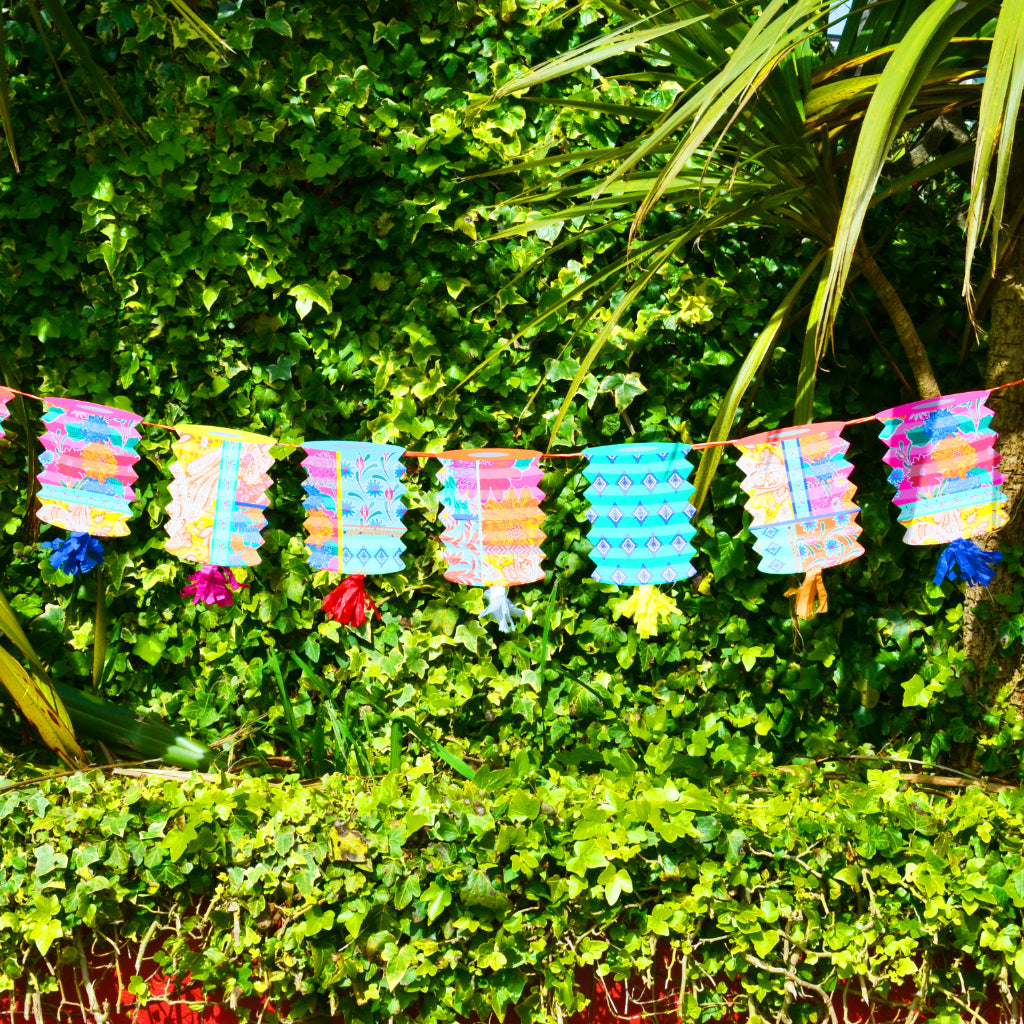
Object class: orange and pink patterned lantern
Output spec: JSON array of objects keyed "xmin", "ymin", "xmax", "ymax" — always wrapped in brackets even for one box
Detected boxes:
[
  {"xmin": 436, "ymin": 448, "xmax": 545, "ymax": 631},
  {"xmin": 875, "ymin": 390, "xmax": 1007, "ymax": 585},
  {"xmin": 735, "ymin": 423, "xmax": 864, "ymax": 616},
  {"xmin": 165, "ymin": 425, "xmax": 275, "ymax": 606}
]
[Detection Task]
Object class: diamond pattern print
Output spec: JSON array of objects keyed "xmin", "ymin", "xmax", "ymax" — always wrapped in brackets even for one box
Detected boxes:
[{"xmin": 582, "ymin": 443, "xmax": 698, "ymax": 586}]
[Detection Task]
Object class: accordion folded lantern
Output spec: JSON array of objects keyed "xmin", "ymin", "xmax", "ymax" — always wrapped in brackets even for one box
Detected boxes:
[
  {"xmin": 436, "ymin": 448, "xmax": 545, "ymax": 631},
  {"xmin": 581, "ymin": 443, "xmax": 699, "ymax": 585},
  {"xmin": 875, "ymin": 390, "xmax": 1008, "ymax": 585},
  {"xmin": 166, "ymin": 425, "xmax": 275, "ymax": 605},
  {"xmin": 581, "ymin": 443, "xmax": 698, "ymax": 638},
  {"xmin": 735, "ymin": 423, "xmax": 864, "ymax": 616},
  {"xmin": 36, "ymin": 398, "xmax": 144, "ymax": 538},
  {"xmin": 301, "ymin": 441, "xmax": 407, "ymax": 626},
  {"xmin": 0, "ymin": 386, "xmax": 12, "ymax": 439}
]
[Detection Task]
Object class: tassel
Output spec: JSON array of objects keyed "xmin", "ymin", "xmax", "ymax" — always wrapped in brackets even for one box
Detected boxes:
[
  {"xmin": 323, "ymin": 574, "xmax": 380, "ymax": 627},
  {"xmin": 611, "ymin": 584, "xmax": 681, "ymax": 639},
  {"xmin": 933, "ymin": 539, "xmax": 1002, "ymax": 587},
  {"xmin": 41, "ymin": 532, "xmax": 106, "ymax": 577},
  {"xmin": 784, "ymin": 568, "xmax": 827, "ymax": 618},
  {"xmin": 181, "ymin": 564, "xmax": 247, "ymax": 607},
  {"xmin": 480, "ymin": 584, "xmax": 525, "ymax": 633}
]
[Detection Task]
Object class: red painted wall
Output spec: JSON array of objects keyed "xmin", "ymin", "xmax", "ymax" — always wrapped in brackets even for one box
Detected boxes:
[{"xmin": 2, "ymin": 954, "xmax": 1010, "ymax": 1023}]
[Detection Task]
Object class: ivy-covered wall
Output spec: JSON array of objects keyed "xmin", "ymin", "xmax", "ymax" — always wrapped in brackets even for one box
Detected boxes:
[{"xmin": 3, "ymin": 765, "xmax": 1023, "ymax": 1023}]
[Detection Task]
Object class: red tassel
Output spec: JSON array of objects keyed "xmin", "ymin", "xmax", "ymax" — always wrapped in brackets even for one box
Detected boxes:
[{"xmin": 322, "ymin": 574, "xmax": 380, "ymax": 627}]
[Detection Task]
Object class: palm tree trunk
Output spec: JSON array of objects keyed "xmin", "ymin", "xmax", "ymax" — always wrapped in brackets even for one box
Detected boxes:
[
  {"xmin": 855, "ymin": 243, "xmax": 942, "ymax": 398},
  {"xmin": 962, "ymin": 222, "xmax": 1024, "ymax": 707}
]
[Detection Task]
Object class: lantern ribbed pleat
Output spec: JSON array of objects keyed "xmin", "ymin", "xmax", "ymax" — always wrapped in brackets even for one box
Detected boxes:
[
  {"xmin": 581, "ymin": 443, "xmax": 698, "ymax": 585},
  {"xmin": 300, "ymin": 441, "xmax": 407, "ymax": 574},
  {"xmin": 36, "ymin": 398, "xmax": 144, "ymax": 538},
  {"xmin": 436, "ymin": 449, "xmax": 545, "ymax": 586},
  {"xmin": 875, "ymin": 391, "xmax": 1008, "ymax": 545},
  {"xmin": 165, "ymin": 425, "xmax": 275, "ymax": 567},
  {"xmin": 735, "ymin": 423, "xmax": 863, "ymax": 574},
  {"xmin": 0, "ymin": 387, "xmax": 12, "ymax": 439}
]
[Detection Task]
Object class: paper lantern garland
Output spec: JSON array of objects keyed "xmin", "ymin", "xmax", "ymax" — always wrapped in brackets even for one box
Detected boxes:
[
  {"xmin": 166, "ymin": 425, "xmax": 275, "ymax": 605},
  {"xmin": 436, "ymin": 448, "xmax": 545, "ymax": 631},
  {"xmin": 735, "ymin": 423, "xmax": 864, "ymax": 616},
  {"xmin": 580, "ymin": 444, "xmax": 698, "ymax": 637},
  {"xmin": 301, "ymin": 441, "xmax": 407, "ymax": 626},
  {"xmin": 0, "ymin": 387, "xmax": 12, "ymax": 439},
  {"xmin": 10, "ymin": 379, "xmax": 1016, "ymax": 627},
  {"xmin": 875, "ymin": 390, "xmax": 1007, "ymax": 585}
]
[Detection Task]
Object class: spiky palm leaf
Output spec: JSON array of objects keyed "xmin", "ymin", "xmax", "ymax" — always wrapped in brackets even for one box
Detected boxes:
[{"xmin": 485, "ymin": 0, "xmax": 1023, "ymax": 504}]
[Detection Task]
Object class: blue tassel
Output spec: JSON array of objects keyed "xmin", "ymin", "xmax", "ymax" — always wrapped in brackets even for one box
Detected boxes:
[
  {"xmin": 479, "ymin": 585, "xmax": 525, "ymax": 633},
  {"xmin": 40, "ymin": 532, "xmax": 106, "ymax": 577},
  {"xmin": 933, "ymin": 538, "xmax": 1002, "ymax": 587}
]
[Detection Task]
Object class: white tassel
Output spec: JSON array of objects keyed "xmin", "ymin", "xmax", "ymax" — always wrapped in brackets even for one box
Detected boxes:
[{"xmin": 479, "ymin": 584, "xmax": 525, "ymax": 632}]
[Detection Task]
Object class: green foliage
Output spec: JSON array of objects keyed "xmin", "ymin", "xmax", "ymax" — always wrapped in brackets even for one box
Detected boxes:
[
  {"xmin": 2, "ymin": 762, "xmax": 1023, "ymax": 1022},
  {"xmin": 0, "ymin": 1, "xmax": 1020, "ymax": 1020}
]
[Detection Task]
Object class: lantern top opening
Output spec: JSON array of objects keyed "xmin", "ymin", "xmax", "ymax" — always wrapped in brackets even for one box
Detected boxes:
[
  {"xmin": 303, "ymin": 440, "xmax": 405, "ymax": 455},
  {"xmin": 437, "ymin": 447, "xmax": 541, "ymax": 462},
  {"xmin": 174, "ymin": 424, "xmax": 275, "ymax": 446},
  {"xmin": 43, "ymin": 397, "xmax": 142, "ymax": 421},
  {"xmin": 584, "ymin": 442, "xmax": 692, "ymax": 459},
  {"xmin": 736, "ymin": 422, "xmax": 848, "ymax": 447}
]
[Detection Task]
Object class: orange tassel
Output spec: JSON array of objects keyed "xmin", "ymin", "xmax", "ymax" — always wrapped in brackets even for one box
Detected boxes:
[{"xmin": 784, "ymin": 568, "xmax": 827, "ymax": 618}]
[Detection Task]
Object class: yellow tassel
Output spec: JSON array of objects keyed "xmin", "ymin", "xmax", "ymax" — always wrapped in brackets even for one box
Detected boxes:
[
  {"xmin": 611, "ymin": 584, "xmax": 681, "ymax": 639},
  {"xmin": 784, "ymin": 568, "xmax": 827, "ymax": 618}
]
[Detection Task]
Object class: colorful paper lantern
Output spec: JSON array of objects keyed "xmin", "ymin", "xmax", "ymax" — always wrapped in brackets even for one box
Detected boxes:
[
  {"xmin": 166, "ymin": 426, "xmax": 275, "ymax": 604},
  {"xmin": 301, "ymin": 441, "xmax": 407, "ymax": 627},
  {"xmin": 436, "ymin": 448, "xmax": 545, "ymax": 631},
  {"xmin": 0, "ymin": 387, "xmax": 12, "ymax": 439},
  {"xmin": 581, "ymin": 443, "xmax": 698, "ymax": 585},
  {"xmin": 735, "ymin": 423, "xmax": 863, "ymax": 615},
  {"xmin": 301, "ymin": 441, "xmax": 407, "ymax": 574},
  {"xmin": 875, "ymin": 390, "xmax": 1007, "ymax": 585},
  {"xmin": 36, "ymin": 398, "xmax": 144, "ymax": 538},
  {"xmin": 580, "ymin": 443, "xmax": 697, "ymax": 638}
]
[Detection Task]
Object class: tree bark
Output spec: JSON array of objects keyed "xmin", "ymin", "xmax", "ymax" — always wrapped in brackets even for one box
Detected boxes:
[
  {"xmin": 962, "ymin": 219, "xmax": 1024, "ymax": 706},
  {"xmin": 856, "ymin": 243, "xmax": 942, "ymax": 398}
]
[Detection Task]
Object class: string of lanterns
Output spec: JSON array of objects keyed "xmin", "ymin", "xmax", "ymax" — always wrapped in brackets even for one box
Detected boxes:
[{"xmin": 0, "ymin": 383, "xmax": 1012, "ymax": 636}]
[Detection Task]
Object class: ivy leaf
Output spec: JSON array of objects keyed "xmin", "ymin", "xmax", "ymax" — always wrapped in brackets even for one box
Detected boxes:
[
  {"xmin": 288, "ymin": 283, "xmax": 333, "ymax": 319},
  {"xmin": 566, "ymin": 840, "xmax": 610, "ymax": 876},
  {"xmin": 460, "ymin": 869, "xmax": 510, "ymax": 913},
  {"xmin": 28, "ymin": 916, "xmax": 63, "ymax": 956},
  {"xmin": 1005, "ymin": 869, "xmax": 1024, "ymax": 908},
  {"xmin": 385, "ymin": 945, "xmax": 415, "ymax": 991}
]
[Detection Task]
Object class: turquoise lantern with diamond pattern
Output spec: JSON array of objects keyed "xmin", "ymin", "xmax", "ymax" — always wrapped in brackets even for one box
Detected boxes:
[{"xmin": 581, "ymin": 443, "xmax": 698, "ymax": 585}]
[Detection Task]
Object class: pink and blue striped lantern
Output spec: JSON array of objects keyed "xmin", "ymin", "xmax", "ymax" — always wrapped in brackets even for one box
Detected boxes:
[
  {"xmin": 0, "ymin": 387, "xmax": 12, "ymax": 439},
  {"xmin": 581, "ymin": 443, "xmax": 698, "ymax": 585},
  {"xmin": 300, "ymin": 441, "xmax": 407, "ymax": 574},
  {"xmin": 36, "ymin": 398, "xmax": 144, "ymax": 538},
  {"xmin": 875, "ymin": 390, "xmax": 1007, "ymax": 586}
]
